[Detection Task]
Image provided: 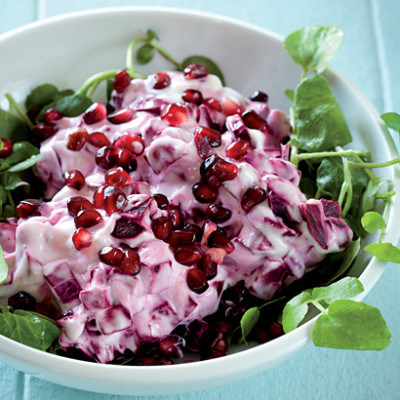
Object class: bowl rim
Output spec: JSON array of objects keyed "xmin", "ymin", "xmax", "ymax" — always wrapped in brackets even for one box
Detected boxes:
[{"xmin": 0, "ymin": 4, "xmax": 399, "ymax": 388}]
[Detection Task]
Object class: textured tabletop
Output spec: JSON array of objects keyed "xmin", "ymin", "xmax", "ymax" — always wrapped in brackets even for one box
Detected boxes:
[{"xmin": 0, "ymin": 1, "xmax": 399, "ymax": 399}]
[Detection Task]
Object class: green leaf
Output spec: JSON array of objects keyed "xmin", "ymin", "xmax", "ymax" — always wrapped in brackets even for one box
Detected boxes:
[
  {"xmin": 364, "ymin": 242, "xmax": 400, "ymax": 263},
  {"xmin": 0, "ymin": 245, "xmax": 8, "ymax": 284},
  {"xmin": 0, "ymin": 186, "xmax": 7, "ymax": 205},
  {"xmin": 240, "ymin": 307, "xmax": 260, "ymax": 344},
  {"xmin": 8, "ymin": 153, "xmax": 42, "ymax": 173},
  {"xmin": 284, "ymin": 89, "xmax": 295, "ymax": 101},
  {"xmin": 282, "ymin": 290, "xmax": 312, "ymax": 332},
  {"xmin": 361, "ymin": 211, "xmax": 386, "ymax": 234},
  {"xmin": 294, "ymin": 75, "xmax": 352, "ymax": 152},
  {"xmin": 25, "ymin": 83, "xmax": 59, "ymax": 110},
  {"xmin": 2, "ymin": 205, "xmax": 16, "ymax": 218},
  {"xmin": 312, "ymin": 277, "xmax": 364, "ymax": 304},
  {"xmin": 312, "ymin": 299, "xmax": 391, "ymax": 350},
  {"xmin": 181, "ymin": 55, "xmax": 226, "ymax": 86},
  {"xmin": 146, "ymin": 29, "xmax": 159, "ymax": 41},
  {"xmin": 136, "ymin": 44, "xmax": 155, "ymax": 65},
  {"xmin": 283, "ymin": 25, "xmax": 343, "ymax": 74},
  {"xmin": 0, "ymin": 109, "xmax": 30, "ymax": 142},
  {"xmin": 0, "ymin": 306, "xmax": 60, "ymax": 351},
  {"xmin": 381, "ymin": 112, "xmax": 400, "ymax": 132},
  {"xmin": 4, "ymin": 173, "xmax": 29, "ymax": 191},
  {"xmin": 0, "ymin": 142, "xmax": 39, "ymax": 172}
]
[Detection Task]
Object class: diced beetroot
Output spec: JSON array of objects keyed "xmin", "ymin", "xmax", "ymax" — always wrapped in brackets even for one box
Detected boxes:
[
  {"xmin": 111, "ymin": 216, "xmax": 144, "ymax": 238},
  {"xmin": 97, "ymin": 306, "xmax": 132, "ymax": 335},
  {"xmin": 80, "ymin": 288, "xmax": 110, "ymax": 309},
  {"xmin": 321, "ymin": 198, "xmax": 341, "ymax": 218},
  {"xmin": 299, "ymin": 202, "xmax": 328, "ymax": 249}
]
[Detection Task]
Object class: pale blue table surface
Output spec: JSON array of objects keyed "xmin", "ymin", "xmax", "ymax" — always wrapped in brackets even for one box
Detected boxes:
[{"xmin": 0, "ymin": 1, "xmax": 399, "ymax": 399}]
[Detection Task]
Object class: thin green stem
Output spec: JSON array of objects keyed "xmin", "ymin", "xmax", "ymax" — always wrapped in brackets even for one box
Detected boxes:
[
  {"xmin": 295, "ymin": 149, "xmax": 370, "ymax": 162},
  {"xmin": 310, "ymin": 299, "xmax": 328, "ymax": 315},
  {"xmin": 348, "ymin": 157, "xmax": 400, "ymax": 169},
  {"xmin": 376, "ymin": 190, "xmax": 396, "ymax": 199},
  {"xmin": 300, "ymin": 68, "xmax": 307, "ymax": 81},
  {"xmin": 126, "ymin": 38, "xmax": 147, "ymax": 76},
  {"xmin": 341, "ymin": 156, "xmax": 353, "ymax": 216},
  {"xmin": 151, "ymin": 42, "xmax": 182, "ymax": 69},
  {"xmin": 5, "ymin": 94, "xmax": 34, "ymax": 130},
  {"xmin": 350, "ymin": 153, "xmax": 375, "ymax": 180},
  {"xmin": 77, "ymin": 69, "xmax": 120, "ymax": 96},
  {"xmin": 2, "ymin": 173, "xmax": 15, "ymax": 210}
]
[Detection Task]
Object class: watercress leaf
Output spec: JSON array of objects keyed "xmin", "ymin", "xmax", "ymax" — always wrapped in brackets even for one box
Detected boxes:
[
  {"xmin": 0, "ymin": 109, "xmax": 30, "ymax": 142},
  {"xmin": 316, "ymin": 157, "xmax": 343, "ymax": 198},
  {"xmin": 0, "ymin": 186, "xmax": 7, "ymax": 204},
  {"xmin": 0, "ymin": 142, "xmax": 39, "ymax": 172},
  {"xmin": 240, "ymin": 307, "xmax": 260, "ymax": 344},
  {"xmin": 0, "ymin": 245, "xmax": 8, "ymax": 284},
  {"xmin": 53, "ymin": 89, "xmax": 74, "ymax": 101},
  {"xmin": 283, "ymin": 25, "xmax": 343, "ymax": 74},
  {"xmin": 360, "ymin": 176, "xmax": 385, "ymax": 216},
  {"xmin": 25, "ymin": 83, "xmax": 59, "ymax": 110},
  {"xmin": 282, "ymin": 290, "xmax": 312, "ymax": 333},
  {"xmin": 8, "ymin": 153, "xmax": 42, "ymax": 173},
  {"xmin": 294, "ymin": 75, "xmax": 352, "ymax": 152},
  {"xmin": 0, "ymin": 306, "xmax": 60, "ymax": 351},
  {"xmin": 381, "ymin": 112, "xmax": 400, "ymax": 132},
  {"xmin": 146, "ymin": 29, "xmax": 159, "ymax": 41},
  {"xmin": 312, "ymin": 276, "xmax": 364, "ymax": 304},
  {"xmin": 361, "ymin": 211, "xmax": 386, "ymax": 234},
  {"xmin": 136, "ymin": 44, "xmax": 155, "ymax": 65},
  {"xmin": 312, "ymin": 299, "xmax": 391, "ymax": 350},
  {"xmin": 181, "ymin": 55, "xmax": 226, "ymax": 86},
  {"xmin": 284, "ymin": 89, "xmax": 295, "ymax": 101},
  {"xmin": 3, "ymin": 205, "xmax": 15, "ymax": 218},
  {"xmin": 4, "ymin": 173, "xmax": 29, "ymax": 191},
  {"xmin": 364, "ymin": 242, "xmax": 400, "ymax": 263}
]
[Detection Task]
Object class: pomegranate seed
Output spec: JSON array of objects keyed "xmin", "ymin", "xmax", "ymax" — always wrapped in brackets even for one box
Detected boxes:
[
  {"xmin": 99, "ymin": 246, "xmax": 124, "ymax": 266},
  {"xmin": 74, "ymin": 209, "xmax": 103, "ymax": 228},
  {"xmin": 161, "ymin": 103, "xmax": 189, "ymax": 126},
  {"xmin": 204, "ymin": 174, "xmax": 221, "ymax": 189},
  {"xmin": 195, "ymin": 126, "xmax": 221, "ymax": 147},
  {"xmin": 226, "ymin": 140, "xmax": 250, "ymax": 160},
  {"xmin": 242, "ymin": 110, "xmax": 268, "ymax": 133},
  {"xmin": 105, "ymin": 167, "xmax": 131, "ymax": 187},
  {"xmin": 206, "ymin": 203, "xmax": 232, "ymax": 224},
  {"xmin": 159, "ymin": 335, "xmax": 185, "ymax": 359},
  {"xmin": 212, "ymin": 160, "xmax": 238, "ymax": 181},
  {"xmin": 216, "ymin": 319, "xmax": 232, "ymax": 334},
  {"xmin": 253, "ymin": 326, "xmax": 270, "ymax": 343},
  {"xmin": 113, "ymin": 135, "xmax": 145, "ymax": 156},
  {"xmin": 207, "ymin": 227, "xmax": 234, "ymax": 254},
  {"xmin": 211, "ymin": 338, "xmax": 228, "ymax": 357},
  {"xmin": 87, "ymin": 131, "xmax": 111, "ymax": 147},
  {"xmin": 67, "ymin": 129, "xmax": 88, "ymax": 151},
  {"xmin": 153, "ymin": 193, "xmax": 169, "ymax": 209},
  {"xmin": 120, "ymin": 248, "xmax": 141, "ymax": 275},
  {"xmin": 66, "ymin": 196, "xmax": 95, "ymax": 217},
  {"xmin": 152, "ymin": 72, "xmax": 171, "ymax": 89},
  {"xmin": 167, "ymin": 207, "xmax": 184, "ymax": 229},
  {"xmin": 103, "ymin": 186, "xmax": 127, "ymax": 215},
  {"xmin": 198, "ymin": 254, "xmax": 217, "ymax": 280},
  {"xmin": 194, "ymin": 130, "xmax": 213, "ymax": 159},
  {"xmin": 269, "ymin": 321, "xmax": 284, "ymax": 338},
  {"xmin": 95, "ymin": 146, "xmax": 117, "ymax": 169},
  {"xmin": 27, "ymin": 107, "xmax": 41, "ymax": 124},
  {"xmin": 184, "ymin": 63, "xmax": 209, "ymax": 80},
  {"xmin": 183, "ymin": 223, "xmax": 203, "ymax": 242},
  {"xmin": 249, "ymin": 90, "xmax": 269, "ymax": 102},
  {"xmin": 116, "ymin": 148, "xmax": 137, "ymax": 172},
  {"xmin": 65, "ymin": 170, "xmax": 85, "ymax": 190},
  {"xmin": 186, "ymin": 267, "xmax": 209, "ymax": 294},
  {"xmin": 113, "ymin": 70, "xmax": 131, "ymax": 93},
  {"xmin": 0, "ymin": 138, "xmax": 13, "ymax": 158},
  {"xmin": 168, "ymin": 229, "xmax": 196, "ymax": 248},
  {"xmin": 83, "ymin": 102, "xmax": 107, "ymax": 125},
  {"xmin": 182, "ymin": 89, "xmax": 203, "ymax": 105},
  {"xmin": 200, "ymin": 154, "xmax": 219, "ymax": 177},
  {"xmin": 8, "ymin": 291, "xmax": 36, "ymax": 311},
  {"xmin": 151, "ymin": 217, "xmax": 173, "ymax": 241},
  {"xmin": 33, "ymin": 123, "xmax": 57, "ymax": 141},
  {"xmin": 221, "ymin": 98, "xmax": 242, "ymax": 116},
  {"xmin": 43, "ymin": 108, "xmax": 63, "ymax": 124},
  {"xmin": 16, "ymin": 199, "xmax": 43, "ymax": 219},
  {"xmin": 72, "ymin": 228, "xmax": 92, "ymax": 250},
  {"xmin": 192, "ymin": 182, "xmax": 218, "ymax": 203},
  {"xmin": 175, "ymin": 244, "xmax": 202, "ymax": 265},
  {"xmin": 107, "ymin": 108, "xmax": 134, "ymax": 124},
  {"xmin": 93, "ymin": 185, "xmax": 106, "ymax": 208},
  {"xmin": 111, "ymin": 217, "xmax": 144, "ymax": 238},
  {"xmin": 241, "ymin": 186, "xmax": 267, "ymax": 212},
  {"xmin": 203, "ymin": 97, "xmax": 222, "ymax": 111}
]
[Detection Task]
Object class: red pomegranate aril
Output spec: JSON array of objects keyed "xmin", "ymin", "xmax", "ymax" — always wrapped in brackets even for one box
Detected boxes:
[
  {"xmin": 269, "ymin": 321, "xmax": 284, "ymax": 338},
  {"xmin": 74, "ymin": 209, "xmax": 103, "ymax": 228},
  {"xmin": 16, "ymin": 199, "xmax": 43, "ymax": 219},
  {"xmin": 184, "ymin": 63, "xmax": 209, "ymax": 80},
  {"xmin": 105, "ymin": 167, "xmax": 131, "ymax": 187},
  {"xmin": 184, "ymin": 223, "xmax": 203, "ymax": 242},
  {"xmin": 241, "ymin": 185, "xmax": 267, "ymax": 212},
  {"xmin": 152, "ymin": 72, "xmax": 171, "ymax": 89},
  {"xmin": 159, "ymin": 335, "xmax": 185, "ymax": 359},
  {"xmin": 174, "ymin": 245, "xmax": 202, "ymax": 266},
  {"xmin": 241, "ymin": 110, "xmax": 268, "ymax": 133},
  {"xmin": 195, "ymin": 126, "xmax": 222, "ymax": 147},
  {"xmin": 203, "ymin": 174, "xmax": 221, "ymax": 189},
  {"xmin": 203, "ymin": 97, "xmax": 222, "ymax": 111},
  {"xmin": 192, "ymin": 182, "xmax": 218, "ymax": 203},
  {"xmin": 194, "ymin": 130, "xmax": 213, "ymax": 159},
  {"xmin": 161, "ymin": 103, "xmax": 189, "ymax": 126},
  {"xmin": 207, "ymin": 227, "xmax": 235, "ymax": 254},
  {"xmin": 93, "ymin": 185, "xmax": 106, "ymax": 209},
  {"xmin": 153, "ymin": 193, "xmax": 169, "ymax": 209},
  {"xmin": 182, "ymin": 89, "xmax": 203, "ymax": 105},
  {"xmin": 151, "ymin": 217, "xmax": 173, "ymax": 241},
  {"xmin": 120, "ymin": 248, "xmax": 141, "ymax": 275},
  {"xmin": 99, "ymin": 246, "xmax": 124, "ymax": 266},
  {"xmin": 212, "ymin": 160, "xmax": 238, "ymax": 181},
  {"xmin": 113, "ymin": 135, "xmax": 145, "ymax": 156},
  {"xmin": 27, "ymin": 107, "xmax": 41, "ymax": 124},
  {"xmin": 116, "ymin": 148, "xmax": 137, "ymax": 172},
  {"xmin": 221, "ymin": 98, "xmax": 242, "ymax": 116},
  {"xmin": 33, "ymin": 123, "xmax": 58, "ymax": 141},
  {"xmin": 249, "ymin": 90, "xmax": 269, "ymax": 102},
  {"xmin": 67, "ymin": 129, "xmax": 88, "ymax": 151},
  {"xmin": 65, "ymin": 170, "xmax": 85, "ymax": 190},
  {"xmin": 168, "ymin": 207, "xmax": 184, "ymax": 229},
  {"xmin": 206, "ymin": 203, "xmax": 232, "ymax": 224},
  {"xmin": 111, "ymin": 217, "xmax": 144, "ymax": 239},
  {"xmin": 200, "ymin": 154, "xmax": 219, "ymax": 177},
  {"xmin": 72, "ymin": 228, "xmax": 92, "ymax": 250},
  {"xmin": 107, "ymin": 108, "xmax": 134, "ymax": 124},
  {"xmin": 102, "ymin": 186, "xmax": 127, "ymax": 215},
  {"xmin": 0, "ymin": 138, "xmax": 13, "ymax": 158},
  {"xmin": 113, "ymin": 69, "xmax": 131, "ymax": 93},
  {"xmin": 168, "ymin": 229, "xmax": 196, "ymax": 248},
  {"xmin": 87, "ymin": 131, "xmax": 111, "ymax": 147},
  {"xmin": 67, "ymin": 196, "xmax": 95, "ymax": 217},
  {"xmin": 198, "ymin": 254, "xmax": 218, "ymax": 280},
  {"xmin": 95, "ymin": 146, "xmax": 117, "ymax": 170},
  {"xmin": 226, "ymin": 140, "xmax": 250, "ymax": 160},
  {"xmin": 186, "ymin": 267, "xmax": 209, "ymax": 294},
  {"xmin": 83, "ymin": 102, "xmax": 107, "ymax": 125},
  {"xmin": 43, "ymin": 108, "xmax": 63, "ymax": 124}
]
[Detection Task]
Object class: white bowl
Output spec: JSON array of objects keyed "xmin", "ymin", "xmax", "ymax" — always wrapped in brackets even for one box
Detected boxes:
[{"xmin": 0, "ymin": 7, "xmax": 399, "ymax": 396}]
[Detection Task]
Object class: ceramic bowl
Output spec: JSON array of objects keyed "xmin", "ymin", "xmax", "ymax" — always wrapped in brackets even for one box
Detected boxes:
[{"xmin": 0, "ymin": 7, "xmax": 399, "ymax": 396}]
